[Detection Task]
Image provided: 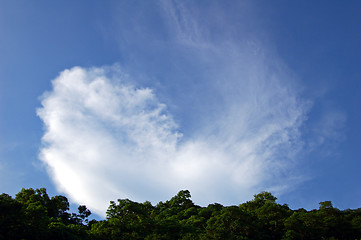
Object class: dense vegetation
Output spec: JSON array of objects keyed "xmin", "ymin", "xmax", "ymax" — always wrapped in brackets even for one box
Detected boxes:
[{"xmin": 1, "ymin": 188, "xmax": 361, "ymax": 239}]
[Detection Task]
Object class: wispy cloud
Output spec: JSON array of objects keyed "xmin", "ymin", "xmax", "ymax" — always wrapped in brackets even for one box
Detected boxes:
[
  {"xmin": 37, "ymin": 1, "xmax": 343, "ymax": 215},
  {"xmin": 37, "ymin": 61, "xmax": 307, "ymax": 215}
]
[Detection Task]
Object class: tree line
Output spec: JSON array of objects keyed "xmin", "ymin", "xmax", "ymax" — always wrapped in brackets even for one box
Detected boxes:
[{"xmin": 1, "ymin": 188, "xmax": 361, "ymax": 239}]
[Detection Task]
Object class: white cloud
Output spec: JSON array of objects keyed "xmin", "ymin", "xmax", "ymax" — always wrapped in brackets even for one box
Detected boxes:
[
  {"xmin": 37, "ymin": 2, "xmax": 316, "ymax": 215},
  {"xmin": 37, "ymin": 62, "xmax": 308, "ymax": 215},
  {"xmin": 37, "ymin": 66, "xmax": 181, "ymax": 213}
]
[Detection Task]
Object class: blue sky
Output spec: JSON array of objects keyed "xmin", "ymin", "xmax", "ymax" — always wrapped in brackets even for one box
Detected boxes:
[{"xmin": 0, "ymin": 0, "xmax": 360, "ymax": 217}]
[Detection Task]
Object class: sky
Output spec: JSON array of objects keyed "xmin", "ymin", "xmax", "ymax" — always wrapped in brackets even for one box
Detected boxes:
[{"xmin": 0, "ymin": 0, "xmax": 360, "ymax": 217}]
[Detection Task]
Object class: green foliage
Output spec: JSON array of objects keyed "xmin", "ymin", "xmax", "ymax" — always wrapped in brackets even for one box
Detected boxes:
[
  {"xmin": 0, "ymin": 193, "xmax": 25, "ymax": 239},
  {"xmin": 205, "ymin": 206, "xmax": 262, "ymax": 239},
  {"xmin": 1, "ymin": 188, "xmax": 91, "ymax": 240},
  {"xmin": 2, "ymin": 188, "xmax": 361, "ymax": 239}
]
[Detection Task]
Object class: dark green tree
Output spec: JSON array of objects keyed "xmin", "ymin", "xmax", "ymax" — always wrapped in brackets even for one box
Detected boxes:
[{"xmin": 0, "ymin": 193, "xmax": 25, "ymax": 240}]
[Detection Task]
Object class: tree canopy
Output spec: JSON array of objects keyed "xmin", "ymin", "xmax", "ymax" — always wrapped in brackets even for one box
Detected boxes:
[{"xmin": 1, "ymin": 188, "xmax": 361, "ymax": 239}]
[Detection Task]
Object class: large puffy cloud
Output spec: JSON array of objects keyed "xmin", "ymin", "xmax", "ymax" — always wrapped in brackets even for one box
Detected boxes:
[{"xmin": 37, "ymin": 62, "xmax": 308, "ymax": 215}]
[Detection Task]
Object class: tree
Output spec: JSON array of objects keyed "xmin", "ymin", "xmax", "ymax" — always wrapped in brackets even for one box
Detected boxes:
[
  {"xmin": 0, "ymin": 193, "xmax": 25, "ymax": 239},
  {"xmin": 15, "ymin": 188, "xmax": 49, "ymax": 239},
  {"xmin": 48, "ymin": 195, "xmax": 70, "ymax": 220},
  {"xmin": 105, "ymin": 198, "xmax": 155, "ymax": 239},
  {"xmin": 317, "ymin": 201, "xmax": 352, "ymax": 239},
  {"xmin": 206, "ymin": 206, "xmax": 261, "ymax": 239}
]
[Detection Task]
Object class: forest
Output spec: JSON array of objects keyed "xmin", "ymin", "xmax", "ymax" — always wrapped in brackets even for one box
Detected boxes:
[{"xmin": 1, "ymin": 188, "xmax": 361, "ymax": 240}]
